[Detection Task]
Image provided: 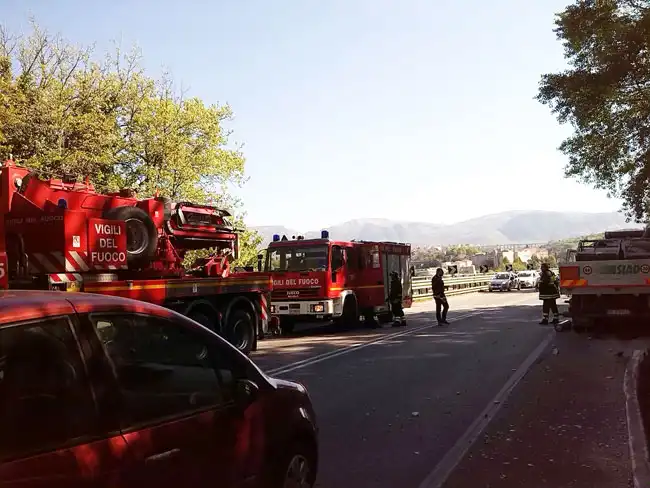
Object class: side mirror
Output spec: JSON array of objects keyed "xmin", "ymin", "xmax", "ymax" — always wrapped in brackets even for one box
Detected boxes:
[
  {"xmin": 257, "ymin": 254, "xmax": 263, "ymax": 272},
  {"xmin": 234, "ymin": 379, "xmax": 259, "ymax": 410}
]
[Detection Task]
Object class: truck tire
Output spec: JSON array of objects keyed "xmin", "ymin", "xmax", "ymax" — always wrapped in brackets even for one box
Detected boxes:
[
  {"xmin": 280, "ymin": 318, "xmax": 296, "ymax": 335},
  {"xmin": 377, "ymin": 312, "xmax": 393, "ymax": 324},
  {"xmin": 225, "ymin": 308, "xmax": 255, "ymax": 355},
  {"xmin": 103, "ymin": 206, "xmax": 158, "ymax": 266},
  {"xmin": 336, "ymin": 296, "xmax": 359, "ymax": 329},
  {"xmin": 187, "ymin": 310, "xmax": 214, "ymax": 329}
]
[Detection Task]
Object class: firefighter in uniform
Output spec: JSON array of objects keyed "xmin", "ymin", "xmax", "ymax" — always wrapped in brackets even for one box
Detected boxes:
[
  {"xmin": 538, "ymin": 262, "xmax": 560, "ymax": 325},
  {"xmin": 431, "ymin": 268, "xmax": 450, "ymax": 326},
  {"xmin": 389, "ymin": 271, "xmax": 406, "ymax": 327}
]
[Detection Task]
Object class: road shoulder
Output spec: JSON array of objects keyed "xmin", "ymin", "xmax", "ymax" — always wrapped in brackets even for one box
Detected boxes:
[{"xmin": 442, "ymin": 330, "xmax": 634, "ymax": 488}]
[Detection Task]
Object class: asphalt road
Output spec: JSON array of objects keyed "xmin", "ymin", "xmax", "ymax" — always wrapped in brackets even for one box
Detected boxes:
[{"xmin": 251, "ymin": 291, "xmax": 556, "ymax": 488}]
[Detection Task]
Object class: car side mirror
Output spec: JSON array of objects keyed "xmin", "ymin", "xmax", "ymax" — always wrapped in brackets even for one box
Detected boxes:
[{"xmin": 234, "ymin": 379, "xmax": 259, "ymax": 410}]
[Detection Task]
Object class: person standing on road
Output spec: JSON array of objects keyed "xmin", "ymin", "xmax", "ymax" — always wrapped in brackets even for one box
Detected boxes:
[
  {"xmin": 431, "ymin": 268, "xmax": 450, "ymax": 326},
  {"xmin": 538, "ymin": 262, "xmax": 560, "ymax": 325},
  {"xmin": 389, "ymin": 271, "xmax": 406, "ymax": 327}
]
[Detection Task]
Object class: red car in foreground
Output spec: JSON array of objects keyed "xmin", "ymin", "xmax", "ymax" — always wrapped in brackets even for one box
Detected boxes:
[{"xmin": 0, "ymin": 291, "xmax": 318, "ymax": 487}]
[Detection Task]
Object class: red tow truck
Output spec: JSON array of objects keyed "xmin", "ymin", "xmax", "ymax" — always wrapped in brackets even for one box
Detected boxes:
[
  {"xmin": 0, "ymin": 159, "xmax": 271, "ymax": 354},
  {"xmin": 265, "ymin": 231, "xmax": 413, "ymax": 334}
]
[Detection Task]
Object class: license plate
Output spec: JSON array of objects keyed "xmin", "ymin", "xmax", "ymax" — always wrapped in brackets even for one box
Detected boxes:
[
  {"xmin": 289, "ymin": 308, "xmax": 300, "ymax": 315},
  {"xmin": 607, "ymin": 309, "xmax": 631, "ymax": 316}
]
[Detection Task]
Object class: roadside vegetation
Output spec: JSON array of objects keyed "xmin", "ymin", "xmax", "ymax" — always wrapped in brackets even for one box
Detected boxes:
[{"xmin": 0, "ymin": 20, "xmax": 262, "ymax": 267}]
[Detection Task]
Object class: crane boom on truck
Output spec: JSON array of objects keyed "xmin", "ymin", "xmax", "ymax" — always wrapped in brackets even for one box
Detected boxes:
[
  {"xmin": 0, "ymin": 159, "xmax": 272, "ymax": 354},
  {"xmin": 559, "ymin": 228, "xmax": 650, "ymax": 329},
  {"xmin": 265, "ymin": 231, "xmax": 413, "ymax": 334}
]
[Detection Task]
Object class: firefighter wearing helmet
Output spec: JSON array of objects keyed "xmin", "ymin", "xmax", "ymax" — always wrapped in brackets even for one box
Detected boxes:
[
  {"xmin": 538, "ymin": 262, "xmax": 560, "ymax": 325},
  {"xmin": 389, "ymin": 271, "xmax": 406, "ymax": 327}
]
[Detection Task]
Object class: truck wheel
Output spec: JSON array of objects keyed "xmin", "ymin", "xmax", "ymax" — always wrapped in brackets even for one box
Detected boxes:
[
  {"xmin": 337, "ymin": 297, "xmax": 359, "ymax": 329},
  {"xmin": 377, "ymin": 312, "xmax": 393, "ymax": 324},
  {"xmin": 225, "ymin": 308, "xmax": 254, "ymax": 355},
  {"xmin": 103, "ymin": 206, "xmax": 158, "ymax": 266},
  {"xmin": 188, "ymin": 310, "xmax": 213, "ymax": 329},
  {"xmin": 280, "ymin": 318, "xmax": 296, "ymax": 335}
]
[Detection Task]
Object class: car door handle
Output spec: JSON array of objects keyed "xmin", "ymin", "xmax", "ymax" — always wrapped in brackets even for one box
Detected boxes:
[{"xmin": 145, "ymin": 448, "xmax": 181, "ymax": 463}]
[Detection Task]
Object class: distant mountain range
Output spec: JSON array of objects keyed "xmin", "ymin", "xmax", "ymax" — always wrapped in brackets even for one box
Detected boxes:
[{"xmin": 253, "ymin": 211, "xmax": 641, "ymax": 246}]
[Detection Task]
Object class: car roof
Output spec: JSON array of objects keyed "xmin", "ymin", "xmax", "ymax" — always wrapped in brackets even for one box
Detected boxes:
[{"xmin": 0, "ymin": 290, "xmax": 175, "ymax": 326}]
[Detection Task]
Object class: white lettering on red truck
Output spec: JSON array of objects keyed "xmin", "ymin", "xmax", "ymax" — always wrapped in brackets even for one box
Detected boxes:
[
  {"xmin": 94, "ymin": 223, "xmax": 122, "ymax": 235},
  {"xmin": 91, "ymin": 251, "xmax": 127, "ymax": 263},
  {"xmin": 89, "ymin": 218, "xmax": 127, "ymax": 268},
  {"xmin": 273, "ymin": 277, "xmax": 320, "ymax": 286}
]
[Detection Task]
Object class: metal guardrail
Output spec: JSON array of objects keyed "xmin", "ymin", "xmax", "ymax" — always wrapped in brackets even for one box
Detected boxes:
[{"xmin": 412, "ymin": 274, "xmax": 491, "ymax": 301}]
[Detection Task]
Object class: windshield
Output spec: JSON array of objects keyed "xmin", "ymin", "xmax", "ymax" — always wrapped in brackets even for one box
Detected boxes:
[
  {"xmin": 518, "ymin": 272, "xmax": 532, "ymax": 277},
  {"xmin": 494, "ymin": 273, "xmax": 510, "ymax": 280},
  {"xmin": 266, "ymin": 245, "xmax": 329, "ymax": 272}
]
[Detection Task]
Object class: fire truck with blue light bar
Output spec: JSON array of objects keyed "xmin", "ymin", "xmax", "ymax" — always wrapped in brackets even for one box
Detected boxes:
[
  {"xmin": 559, "ymin": 227, "xmax": 650, "ymax": 330},
  {"xmin": 264, "ymin": 230, "xmax": 414, "ymax": 334},
  {"xmin": 0, "ymin": 159, "xmax": 272, "ymax": 355}
]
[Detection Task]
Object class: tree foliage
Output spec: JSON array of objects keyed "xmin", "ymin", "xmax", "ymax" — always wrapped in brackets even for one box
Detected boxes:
[
  {"xmin": 512, "ymin": 256, "xmax": 526, "ymax": 271},
  {"xmin": 0, "ymin": 20, "xmax": 262, "ymax": 262},
  {"xmin": 537, "ymin": 0, "xmax": 650, "ymax": 222},
  {"xmin": 412, "ymin": 244, "xmax": 484, "ymax": 268}
]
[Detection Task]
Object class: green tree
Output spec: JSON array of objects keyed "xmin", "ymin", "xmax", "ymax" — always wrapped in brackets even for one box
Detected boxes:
[
  {"xmin": 412, "ymin": 246, "xmax": 444, "ymax": 267},
  {"xmin": 233, "ymin": 224, "xmax": 264, "ymax": 268},
  {"xmin": 537, "ymin": 1, "xmax": 650, "ymax": 222},
  {"xmin": 512, "ymin": 256, "xmax": 526, "ymax": 271},
  {"xmin": 444, "ymin": 244, "xmax": 481, "ymax": 261},
  {"xmin": 529, "ymin": 255, "xmax": 541, "ymax": 268},
  {"xmin": 545, "ymin": 255, "xmax": 558, "ymax": 268},
  {"xmin": 0, "ymin": 21, "xmax": 260, "ymax": 264},
  {"xmin": 495, "ymin": 255, "xmax": 510, "ymax": 271}
]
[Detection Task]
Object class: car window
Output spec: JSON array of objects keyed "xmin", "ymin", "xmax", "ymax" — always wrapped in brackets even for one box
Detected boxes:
[
  {"xmin": 0, "ymin": 316, "xmax": 96, "ymax": 461},
  {"xmin": 90, "ymin": 313, "xmax": 233, "ymax": 425}
]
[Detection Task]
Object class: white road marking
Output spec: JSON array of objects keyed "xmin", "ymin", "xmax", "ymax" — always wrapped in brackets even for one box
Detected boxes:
[
  {"xmin": 624, "ymin": 350, "xmax": 650, "ymax": 488},
  {"xmin": 417, "ymin": 328, "xmax": 555, "ymax": 488},
  {"xmin": 265, "ymin": 311, "xmax": 482, "ymax": 377},
  {"xmin": 264, "ymin": 293, "xmax": 539, "ymax": 377}
]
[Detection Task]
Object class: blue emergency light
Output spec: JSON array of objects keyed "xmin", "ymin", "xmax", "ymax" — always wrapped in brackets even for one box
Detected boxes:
[
  {"xmin": 321, "ymin": 230, "xmax": 329, "ymax": 239},
  {"xmin": 272, "ymin": 234, "xmax": 280, "ymax": 242},
  {"xmin": 57, "ymin": 198, "xmax": 68, "ymax": 209}
]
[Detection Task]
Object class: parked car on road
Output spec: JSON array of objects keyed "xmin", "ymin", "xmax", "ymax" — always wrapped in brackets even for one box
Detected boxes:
[
  {"xmin": 489, "ymin": 272, "xmax": 519, "ymax": 292},
  {"xmin": 0, "ymin": 290, "xmax": 318, "ymax": 488},
  {"xmin": 516, "ymin": 271, "xmax": 540, "ymax": 290}
]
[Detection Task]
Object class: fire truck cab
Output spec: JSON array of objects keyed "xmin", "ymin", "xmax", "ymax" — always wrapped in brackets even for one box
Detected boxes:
[{"xmin": 265, "ymin": 231, "xmax": 413, "ymax": 334}]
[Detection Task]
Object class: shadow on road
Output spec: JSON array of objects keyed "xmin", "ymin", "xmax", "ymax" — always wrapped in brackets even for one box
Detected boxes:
[{"xmin": 253, "ymin": 302, "xmax": 555, "ymax": 372}]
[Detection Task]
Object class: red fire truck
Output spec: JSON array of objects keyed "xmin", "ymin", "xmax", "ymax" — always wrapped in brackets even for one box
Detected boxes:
[
  {"xmin": 0, "ymin": 160, "xmax": 271, "ymax": 354},
  {"xmin": 265, "ymin": 231, "xmax": 413, "ymax": 334}
]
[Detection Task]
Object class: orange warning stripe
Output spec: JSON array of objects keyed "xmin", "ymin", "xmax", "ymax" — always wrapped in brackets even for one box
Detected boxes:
[{"xmin": 560, "ymin": 279, "xmax": 588, "ymax": 287}]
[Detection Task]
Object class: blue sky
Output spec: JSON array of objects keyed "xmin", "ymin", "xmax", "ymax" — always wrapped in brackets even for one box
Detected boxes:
[{"xmin": 2, "ymin": 0, "xmax": 623, "ymax": 231}]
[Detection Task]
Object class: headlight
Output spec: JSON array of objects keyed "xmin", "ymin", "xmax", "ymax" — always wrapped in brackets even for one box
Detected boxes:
[
  {"xmin": 270, "ymin": 305, "xmax": 276, "ymax": 313},
  {"xmin": 311, "ymin": 303, "xmax": 325, "ymax": 313}
]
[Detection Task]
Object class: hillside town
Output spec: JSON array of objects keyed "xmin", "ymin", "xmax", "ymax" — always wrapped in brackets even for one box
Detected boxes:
[{"xmin": 413, "ymin": 242, "xmax": 555, "ymax": 273}]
